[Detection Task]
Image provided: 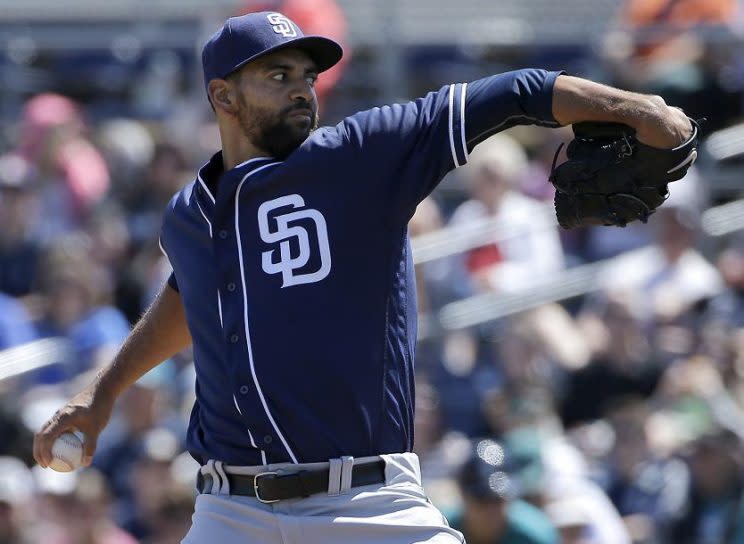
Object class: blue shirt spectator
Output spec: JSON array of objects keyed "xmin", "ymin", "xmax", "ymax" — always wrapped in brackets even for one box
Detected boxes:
[{"xmin": 0, "ymin": 293, "xmax": 36, "ymax": 350}]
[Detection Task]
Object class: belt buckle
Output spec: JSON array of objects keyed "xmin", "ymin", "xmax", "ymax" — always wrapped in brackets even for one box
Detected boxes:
[{"xmin": 253, "ymin": 471, "xmax": 279, "ymax": 503}]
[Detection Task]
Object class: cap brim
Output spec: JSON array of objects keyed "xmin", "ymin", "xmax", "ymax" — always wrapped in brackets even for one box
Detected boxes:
[
  {"xmin": 227, "ymin": 36, "xmax": 343, "ymax": 79},
  {"xmin": 279, "ymin": 36, "xmax": 343, "ymax": 73}
]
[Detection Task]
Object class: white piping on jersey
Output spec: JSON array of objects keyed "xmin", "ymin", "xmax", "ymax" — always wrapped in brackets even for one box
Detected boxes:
[
  {"xmin": 235, "ymin": 156, "xmax": 274, "ymax": 169},
  {"xmin": 157, "ymin": 237, "xmax": 174, "ymax": 271},
  {"xmin": 197, "ymin": 174, "xmax": 216, "ymax": 204},
  {"xmin": 217, "ymin": 290, "xmax": 223, "ymax": 328},
  {"xmin": 197, "ymin": 156, "xmax": 276, "ymax": 205},
  {"xmin": 157, "ymin": 237, "xmax": 167, "ymax": 258},
  {"xmin": 233, "ymin": 161, "xmax": 300, "ymax": 464},
  {"xmin": 232, "ymin": 393, "xmax": 267, "ymax": 463},
  {"xmin": 459, "ymin": 83, "xmax": 468, "ymax": 164},
  {"xmin": 195, "ymin": 198, "xmax": 213, "ymax": 238},
  {"xmin": 447, "ymin": 84, "xmax": 459, "ymax": 168}
]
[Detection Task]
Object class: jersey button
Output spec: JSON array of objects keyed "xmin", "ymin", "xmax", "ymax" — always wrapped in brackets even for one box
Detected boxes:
[
  {"xmin": 263, "ymin": 435, "xmax": 273, "ymax": 444},
  {"xmin": 239, "ymin": 385, "xmax": 249, "ymax": 395},
  {"xmin": 218, "ymin": 230, "xmax": 228, "ymax": 239},
  {"xmin": 229, "ymin": 334, "xmax": 239, "ymax": 343},
  {"xmin": 227, "ymin": 282, "xmax": 236, "ymax": 292}
]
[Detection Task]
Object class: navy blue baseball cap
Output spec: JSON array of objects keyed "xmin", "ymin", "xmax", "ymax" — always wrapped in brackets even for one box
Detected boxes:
[{"xmin": 201, "ymin": 11, "xmax": 343, "ymax": 92}]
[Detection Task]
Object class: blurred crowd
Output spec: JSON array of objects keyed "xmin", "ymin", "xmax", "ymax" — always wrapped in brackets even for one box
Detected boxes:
[
  {"xmin": 411, "ymin": 132, "xmax": 744, "ymax": 543},
  {"xmin": 0, "ymin": 89, "xmax": 203, "ymax": 544},
  {"xmin": 2, "ymin": 0, "xmax": 744, "ymax": 543}
]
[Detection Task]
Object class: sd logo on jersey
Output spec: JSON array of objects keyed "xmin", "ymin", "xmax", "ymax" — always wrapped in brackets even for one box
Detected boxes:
[{"xmin": 258, "ymin": 194, "xmax": 331, "ymax": 287}]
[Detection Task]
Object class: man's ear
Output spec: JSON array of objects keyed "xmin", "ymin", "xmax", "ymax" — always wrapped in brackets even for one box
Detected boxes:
[{"xmin": 208, "ymin": 79, "xmax": 238, "ymax": 114}]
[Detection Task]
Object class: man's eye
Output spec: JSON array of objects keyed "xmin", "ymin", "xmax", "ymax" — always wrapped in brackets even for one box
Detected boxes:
[{"xmin": 272, "ymin": 73, "xmax": 286, "ymax": 81}]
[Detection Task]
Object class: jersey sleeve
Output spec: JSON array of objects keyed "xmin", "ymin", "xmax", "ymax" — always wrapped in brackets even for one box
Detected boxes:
[
  {"xmin": 340, "ymin": 68, "xmax": 563, "ymax": 219},
  {"xmin": 464, "ymin": 69, "xmax": 563, "ymax": 149},
  {"xmin": 158, "ymin": 233, "xmax": 179, "ymax": 292}
]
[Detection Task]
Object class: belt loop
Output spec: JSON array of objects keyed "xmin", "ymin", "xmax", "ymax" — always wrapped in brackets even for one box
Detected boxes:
[
  {"xmin": 214, "ymin": 461, "xmax": 230, "ymax": 496},
  {"xmin": 339, "ymin": 456, "xmax": 354, "ymax": 494},
  {"xmin": 327, "ymin": 458, "xmax": 342, "ymax": 496},
  {"xmin": 205, "ymin": 459, "xmax": 221, "ymax": 495}
]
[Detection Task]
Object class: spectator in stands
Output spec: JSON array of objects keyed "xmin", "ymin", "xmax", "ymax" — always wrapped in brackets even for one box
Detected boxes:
[
  {"xmin": 668, "ymin": 429, "xmax": 744, "ymax": 543},
  {"xmin": 450, "ymin": 438, "xmax": 559, "ymax": 544},
  {"xmin": 705, "ymin": 239, "xmax": 744, "ymax": 329},
  {"xmin": 562, "ymin": 297, "xmax": 664, "ymax": 427},
  {"xmin": 694, "ymin": 241, "xmax": 744, "ymax": 399},
  {"xmin": 96, "ymin": 119, "xmax": 155, "ymax": 199},
  {"xmin": 597, "ymin": 202, "xmax": 722, "ymax": 326},
  {"xmin": 493, "ymin": 305, "xmax": 590, "ymax": 391},
  {"xmin": 143, "ymin": 491, "xmax": 194, "ymax": 544},
  {"xmin": 90, "ymin": 135, "xmax": 181, "ymax": 323},
  {"xmin": 16, "ymin": 93, "xmax": 110, "ymax": 241},
  {"xmin": 0, "ymin": 402, "xmax": 34, "ymax": 463},
  {"xmin": 603, "ymin": 0, "xmax": 740, "ymax": 129},
  {"xmin": 476, "ymin": 308, "xmax": 588, "ymax": 440},
  {"xmin": 0, "ymin": 456, "xmax": 34, "ymax": 544},
  {"xmin": 121, "ymin": 143, "xmax": 190, "ymax": 250},
  {"xmin": 538, "ymin": 425, "xmax": 634, "ymax": 544},
  {"xmin": 431, "ymin": 330, "xmax": 493, "ymax": 437},
  {"xmin": 30, "ymin": 237, "xmax": 129, "ymax": 384},
  {"xmin": 602, "ymin": 399, "xmax": 689, "ymax": 542},
  {"xmin": 448, "ymin": 133, "xmax": 564, "ymax": 294},
  {"xmin": 543, "ymin": 498, "xmax": 594, "ymax": 544},
  {"xmin": 93, "ymin": 367, "xmax": 184, "ymax": 539},
  {"xmin": 116, "ymin": 428, "xmax": 184, "ymax": 541},
  {"xmin": 0, "ymin": 153, "xmax": 42, "ymax": 298},
  {"xmin": 409, "ymin": 197, "xmax": 458, "ymax": 312},
  {"xmin": 414, "ymin": 377, "xmax": 472, "ymax": 517},
  {"xmin": 81, "ymin": 204, "xmax": 144, "ymax": 324},
  {"xmin": 30, "ymin": 467, "xmax": 136, "ymax": 544},
  {"xmin": 0, "ymin": 293, "xmax": 36, "ymax": 351},
  {"xmin": 84, "ymin": 206, "xmax": 131, "ymax": 270}
]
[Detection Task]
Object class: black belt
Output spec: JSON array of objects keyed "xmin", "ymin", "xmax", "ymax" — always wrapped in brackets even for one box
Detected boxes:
[{"xmin": 196, "ymin": 458, "xmax": 386, "ymax": 503}]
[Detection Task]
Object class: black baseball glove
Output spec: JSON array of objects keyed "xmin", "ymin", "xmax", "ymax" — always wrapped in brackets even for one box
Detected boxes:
[{"xmin": 548, "ymin": 118, "xmax": 700, "ymax": 229}]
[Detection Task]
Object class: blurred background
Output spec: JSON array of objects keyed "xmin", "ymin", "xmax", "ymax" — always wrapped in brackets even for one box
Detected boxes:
[{"xmin": 1, "ymin": 0, "xmax": 744, "ymax": 543}]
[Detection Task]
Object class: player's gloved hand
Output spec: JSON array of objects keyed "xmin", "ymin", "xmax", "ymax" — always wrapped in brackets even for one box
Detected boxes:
[
  {"xmin": 33, "ymin": 385, "xmax": 115, "ymax": 468},
  {"xmin": 548, "ymin": 117, "xmax": 700, "ymax": 229}
]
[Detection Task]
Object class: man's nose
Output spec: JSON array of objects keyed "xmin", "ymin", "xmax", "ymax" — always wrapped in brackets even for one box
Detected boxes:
[{"xmin": 289, "ymin": 79, "xmax": 314, "ymax": 103}]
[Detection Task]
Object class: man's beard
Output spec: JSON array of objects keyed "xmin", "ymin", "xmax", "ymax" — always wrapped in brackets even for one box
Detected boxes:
[{"xmin": 237, "ymin": 98, "xmax": 318, "ymax": 160}]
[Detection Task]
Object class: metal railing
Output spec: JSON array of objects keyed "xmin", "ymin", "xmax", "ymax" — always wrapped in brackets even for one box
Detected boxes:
[{"xmin": 0, "ymin": 337, "xmax": 70, "ymax": 382}]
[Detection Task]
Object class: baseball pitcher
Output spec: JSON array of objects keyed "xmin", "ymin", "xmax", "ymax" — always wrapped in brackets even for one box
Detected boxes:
[{"xmin": 34, "ymin": 10, "xmax": 697, "ymax": 543}]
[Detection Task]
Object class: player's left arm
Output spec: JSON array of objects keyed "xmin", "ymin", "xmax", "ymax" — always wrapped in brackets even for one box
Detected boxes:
[
  {"xmin": 550, "ymin": 74, "xmax": 693, "ymax": 149},
  {"xmin": 341, "ymin": 68, "xmax": 565, "ymax": 216},
  {"xmin": 342, "ymin": 68, "xmax": 694, "ymax": 218}
]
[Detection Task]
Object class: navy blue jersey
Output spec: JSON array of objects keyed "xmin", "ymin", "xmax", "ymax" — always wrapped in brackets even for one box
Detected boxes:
[{"xmin": 159, "ymin": 69, "xmax": 562, "ymax": 465}]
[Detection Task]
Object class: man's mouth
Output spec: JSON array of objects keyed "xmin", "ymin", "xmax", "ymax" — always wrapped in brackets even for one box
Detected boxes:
[{"xmin": 287, "ymin": 108, "xmax": 313, "ymax": 120}]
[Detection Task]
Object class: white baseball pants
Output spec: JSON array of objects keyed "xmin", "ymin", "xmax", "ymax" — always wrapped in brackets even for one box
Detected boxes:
[{"xmin": 181, "ymin": 452, "xmax": 464, "ymax": 544}]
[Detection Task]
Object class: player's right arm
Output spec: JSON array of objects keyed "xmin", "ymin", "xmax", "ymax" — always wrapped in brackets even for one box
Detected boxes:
[{"xmin": 33, "ymin": 282, "xmax": 191, "ymax": 468}]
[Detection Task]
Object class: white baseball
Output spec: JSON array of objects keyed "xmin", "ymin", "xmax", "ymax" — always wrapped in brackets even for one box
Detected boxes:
[{"xmin": 48, "ymin": 432, "xmax": 84, "ymax": 472}]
